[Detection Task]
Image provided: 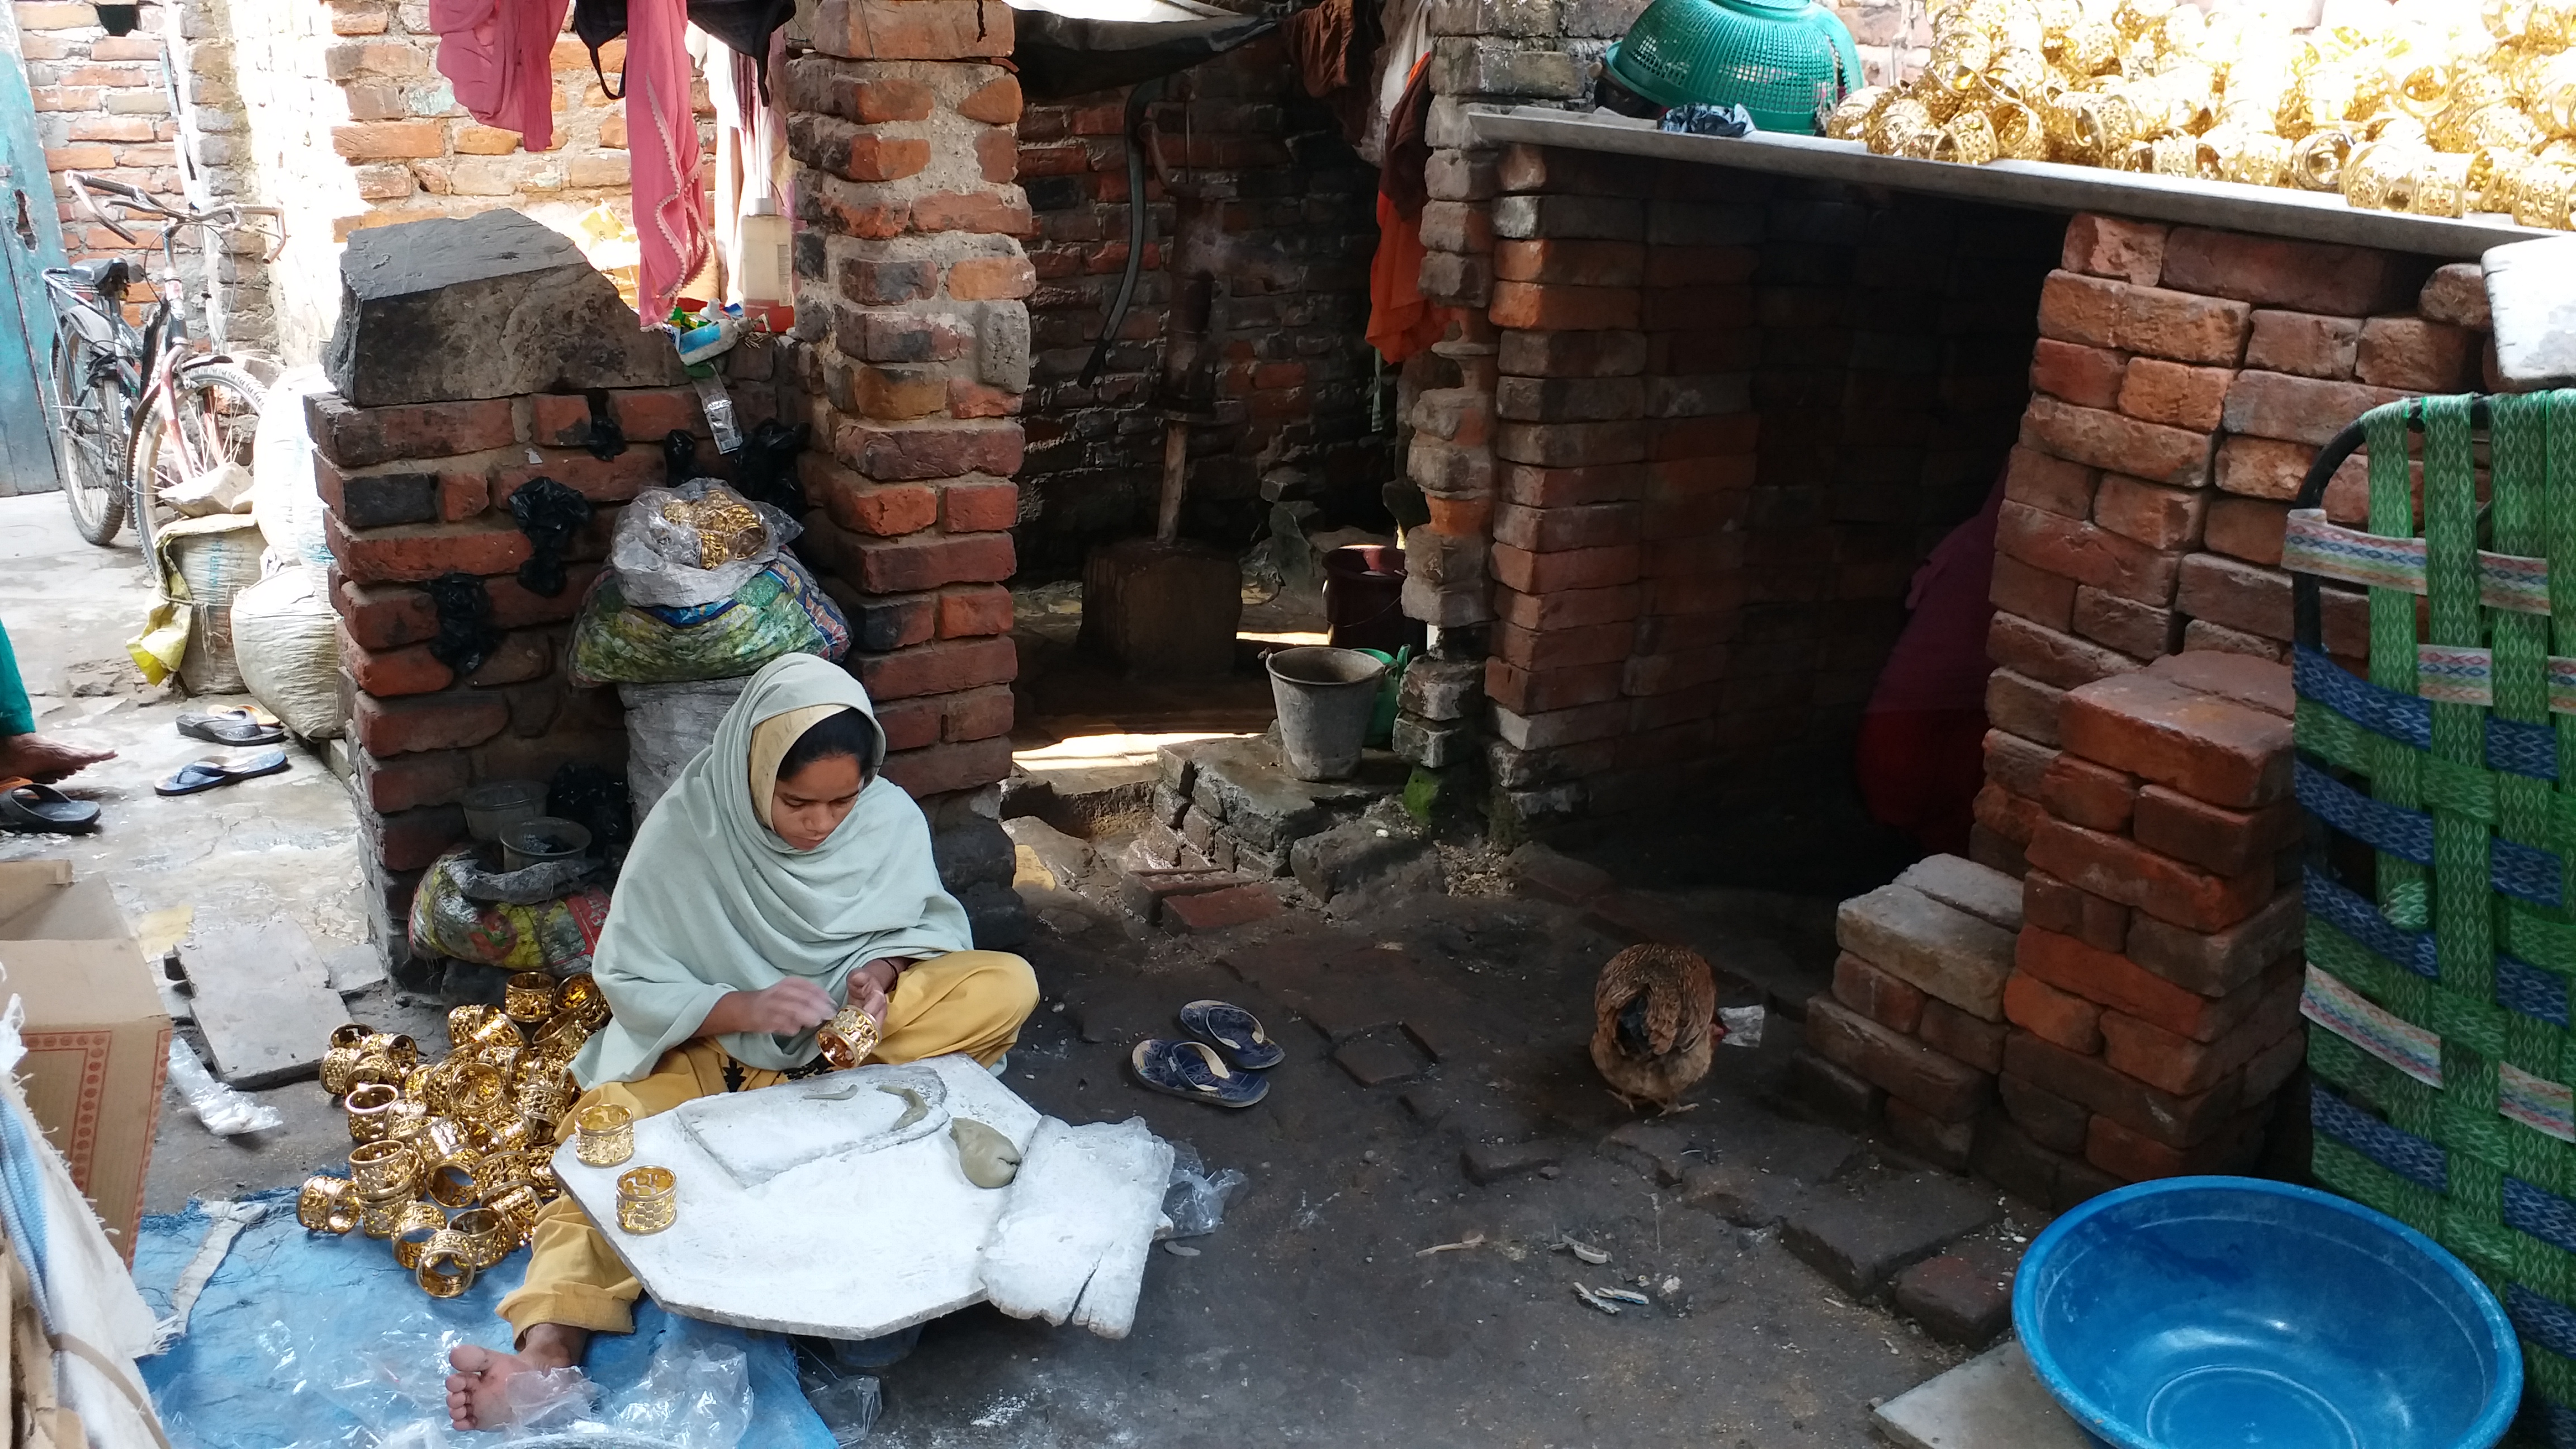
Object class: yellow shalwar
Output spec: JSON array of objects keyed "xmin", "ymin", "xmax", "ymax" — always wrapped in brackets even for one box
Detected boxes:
[{"xmin": 496, "ymin": 948, "xmax": 1039, "ymax": 1340}]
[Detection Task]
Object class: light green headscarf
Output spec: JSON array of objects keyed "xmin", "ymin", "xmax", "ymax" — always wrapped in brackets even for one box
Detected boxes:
[{"xmin": 571, "ymin": 654, "xmax": 973, "ymax": 1086}]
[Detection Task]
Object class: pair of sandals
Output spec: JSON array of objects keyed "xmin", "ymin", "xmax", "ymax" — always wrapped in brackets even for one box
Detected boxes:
[
  {"xmin": 158, "ymin": 707, "xmax": 290, "ymax": 798},
  {"xmin": 1128, "ymin": 1001, "xmax": 1284, "ymax": 1110}
]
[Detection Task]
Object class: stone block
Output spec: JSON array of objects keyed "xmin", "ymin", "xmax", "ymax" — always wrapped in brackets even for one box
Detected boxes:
[
  {"xmin": 323, "ymin": 209, "xmax": 682, "ymax": 406},
  {"xmin": 2484, "ymin": 235, "xmax": 2576, "ymax": 391},
  {"xmin": 1892, "ymin": 1251, "xmax": 2015, "ymax": 1347},
  {"xmin": 1892, "ymin": 855, "xmax": 2024, "ymax": 933},
  {"xmin": 1782, "ymin": 1171, "xmax": 2000, "ymax": 1295},
  {"xmin": 1835, "ymin": 883, "xmax": 2016, "ymax": 1021},
  {"xmin": 1805, "ymin": 998, "xmax": 1994, "ymax": 1123}
]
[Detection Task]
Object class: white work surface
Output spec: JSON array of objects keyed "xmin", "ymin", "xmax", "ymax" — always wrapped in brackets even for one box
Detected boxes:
[{"xmin": 554, "ymin": 1055, "xmax": 1045, "ymax": 1339}]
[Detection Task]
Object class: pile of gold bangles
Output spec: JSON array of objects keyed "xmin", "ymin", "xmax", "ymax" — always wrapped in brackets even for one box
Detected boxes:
[
  {"xmin": 297, "ymin": 971, "xmax": 611, "ymax": 1298},
  {"xmin": 1822, "ymin": 0, "xmax": 2576, "ymax": 230}
]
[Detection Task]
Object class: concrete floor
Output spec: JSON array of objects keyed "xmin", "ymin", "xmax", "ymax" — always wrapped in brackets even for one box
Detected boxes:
[{"xmin": 0, "ymin": 491, "xmax": 440, "ymax": 1211}]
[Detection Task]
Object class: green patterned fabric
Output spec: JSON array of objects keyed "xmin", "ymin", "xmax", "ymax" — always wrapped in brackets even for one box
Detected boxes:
[{"xmin": 2290, "ymin": 392, "xmax": 2576, "ymax": 1444}]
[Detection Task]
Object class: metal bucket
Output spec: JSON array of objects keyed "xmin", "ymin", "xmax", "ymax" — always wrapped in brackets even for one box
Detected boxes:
[
  {"xmin": 499, "ymin": 816, "xmax": 593, "ymax": 873},
  {"xmin": 1265, "ymin": 646, "xmax": 1386, "ymax": 782}
]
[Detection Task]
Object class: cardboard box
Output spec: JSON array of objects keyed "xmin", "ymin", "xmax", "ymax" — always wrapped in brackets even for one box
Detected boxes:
[{"xmin": 0, "ymin": 861, "xmax": 169, "ymax": 1264}]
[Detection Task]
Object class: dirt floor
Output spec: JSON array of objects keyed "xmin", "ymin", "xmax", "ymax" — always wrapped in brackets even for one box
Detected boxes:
[{"xmin": 4, "ymin": 490, "xmax": 2023, "ymax": 1446}]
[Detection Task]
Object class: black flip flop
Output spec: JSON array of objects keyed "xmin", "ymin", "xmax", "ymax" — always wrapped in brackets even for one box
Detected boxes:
[
  {"xmin": 1129, "ymin": 1039, "xmax": 1268, "ymax": 1109},
  {"xmin": 156, "ymin": 750, "xmax": 290, "ymax": 797},
  {"xmin": 1179, "ymin": 1000, "xmax": 1285, "ymax": 1071},
  {"xmin": 177, "ymin": 705, "xmax": 286, "ymax": 746},
  {"xmin": 0, "ymin": 779, "xmax": 100, "ymax": 834}
]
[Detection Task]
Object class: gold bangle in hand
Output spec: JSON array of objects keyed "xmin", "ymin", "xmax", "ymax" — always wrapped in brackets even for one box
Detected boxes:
[{"xmin": 817, "ymin": 1006, "xmax": 880, "ymax": 1072}]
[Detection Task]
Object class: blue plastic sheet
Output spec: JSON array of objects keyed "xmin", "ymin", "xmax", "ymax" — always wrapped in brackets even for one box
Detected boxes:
[{"xmin": 133, "ymin": 1190, "xmax": 834, "ymax": 1449}]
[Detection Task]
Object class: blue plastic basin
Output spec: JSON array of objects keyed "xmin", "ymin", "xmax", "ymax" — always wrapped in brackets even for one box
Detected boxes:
[{"xmin": 2015, "ymin": 1176, "xmax": 2520, "ymax": 1449}]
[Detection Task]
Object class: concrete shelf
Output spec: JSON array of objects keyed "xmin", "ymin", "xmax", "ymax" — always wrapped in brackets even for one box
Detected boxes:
[{"xmin": 1471, "ymin": 106, "xmax": 2556, "ymax": 261}]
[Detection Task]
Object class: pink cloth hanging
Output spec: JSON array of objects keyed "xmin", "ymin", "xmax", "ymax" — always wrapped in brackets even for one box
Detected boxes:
[
  {"xmin": 627, "ymin": 0, "xmax": 712, "ymax": 321},
  {"xmin": 428, "ymin": 0, "xmax": 567, "ymax": 151}
]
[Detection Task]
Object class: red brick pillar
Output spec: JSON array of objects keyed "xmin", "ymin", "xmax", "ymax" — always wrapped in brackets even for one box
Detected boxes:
[
  {"xmin": 1985, "ymin": 652, "xmax": 2308, "ymax": 1204},
  {"xmin": 784, "ymin": 1, "xmax": 1027, "ymax": 800}
]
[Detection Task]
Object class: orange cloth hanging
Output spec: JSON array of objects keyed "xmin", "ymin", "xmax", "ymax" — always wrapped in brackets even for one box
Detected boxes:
[{"xmin": 1365, "ymin": 55, "xmax": 1445, "ymax": 363}]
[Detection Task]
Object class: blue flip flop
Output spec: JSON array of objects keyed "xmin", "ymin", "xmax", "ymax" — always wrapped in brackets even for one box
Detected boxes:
[
  {"xmin": 1129, "ymin": 1039, "xmax": 1268, "ymax": 1109},
  {"xmin": 1179, "ymin": 1000, "xmax": 1285, "ymax": 1071},
  {"xmin": 155, "ymin": 750, "xmax": 290, "ymax": 797}
]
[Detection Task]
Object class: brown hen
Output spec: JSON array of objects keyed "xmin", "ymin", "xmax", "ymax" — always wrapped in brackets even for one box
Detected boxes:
[{"xmin": 1590, "ymin": 943, "xmax": 1718, "ymax": 1113}]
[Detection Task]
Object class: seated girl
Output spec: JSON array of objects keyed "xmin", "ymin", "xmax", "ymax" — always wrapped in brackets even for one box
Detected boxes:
[{"xmin": 446, "ymin": 654, "xmax": 1038, "ymax": 1431}]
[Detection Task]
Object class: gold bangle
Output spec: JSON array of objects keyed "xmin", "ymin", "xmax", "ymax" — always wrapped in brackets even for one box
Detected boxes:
[
  {"xmin": 416, "ymin": 1238, "xmax": 477, "ymax": 1298},
  {"xmin": 817, "ymin": 1007, "xmax": 880, "ymax": 1072},
  {"xmin": 475, "ymin": 1115, "xmax": 534, "ymax": 1158},
  {"xmin": 1934, "ymin": 111, "xmax": 2000, "ymax": 166},
  {"xmin": 357, "ymin": 1188, "xmax": 410, "ymax": 1239},
  {"xmin": 556, "ymin": 972, "xmax": 610, "ymax": 1030},
  {"xmin": 512, "ymin": 1059, "xmax": 576, "ymax": 1128},
  {"xmin": 574, "ymin": 1103, "xmax": 635, "ymax": 1168},
  {"xmin": 389, "ymin": 1200, "xmax": 448, "ymax": 1270},
  {"xmin": 320, "ymin": 1045, "xmax": 366, "ymax": 1098},
  {"xmin": 485, "ymin": 1184, "xmax": 544, "ymax": 1242},
  {"xmin": 615, "ymin": 1166, "xmax": 676, "ymax": 1235},
  {"xmin": 2292, "ymin": 130, "xmax": 2351, "ymax": 191},
  {"xmin": 446, "ymin": 1208, "xmax": 511, "ymax": 1270},
  {"xmin": 349, "ymin": 1139, "xmax": 421, "ymax": 1200},
  {"xmin": 505, "ymin": 972, "xmax": 558, "ymax": 1025},
  {"xmin": 435, "ymin": 1061, "xmax": 509, "ymax": 1123},
  {"xmin": 344, "ymin": 1083, "xmax": 402, "ymax": 1143},
  {"xmin": 297, "ymin": 1175, "xmax": 359, "ymax": 1235},
  {"xmin": 1992, "ymin": 102, "xmax": 2049, "ymax": 160},
  {"xmin": 363, "ymin": 1033, "xmax": 419, "ymax": 1072},
  {"xmin": 2148, "ymin": 134, "xmax": 2201, "ymax": 178},
  {"xmin": 1822, "ymin": 86, "xmax": 1889, "ymax": 141},
  {"xmin": 2409, "ymin": 154, "xmax": 2474, "ymax": 217},
  {"xmin": 424, "ymin": 1156, "xmax": 483, "ymax": 1210}
]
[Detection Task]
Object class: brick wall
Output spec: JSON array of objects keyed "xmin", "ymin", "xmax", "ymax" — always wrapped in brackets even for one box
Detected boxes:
[
  {"xmin": 1014, "ymin": 37, "xmax": 1392, "ymax": 575},
  {"xmin": 22, "ymin": 0, "xmax": 655, "ymax": 363},
  {"xmin": 316, "ymin": 342, "xmax": 798, "ymax": 955},
  {"xmin": 1464, "ymin": 144, "xmax": 2053, "ymax": 824}
]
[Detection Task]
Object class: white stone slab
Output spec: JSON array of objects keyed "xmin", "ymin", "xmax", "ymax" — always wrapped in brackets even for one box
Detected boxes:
[
  {"xmin": 2484, "ymin": 235, "xmax": 2576, "ymax": 391},
  {"xmin": 555, "ymin": 1054, "xmax": 1046, "ymax": 1339},
  {"xmin": 1873, "ymin": 1340, "xmax": 2096, "ymax": 1449},
  {"xmin": 181, "ymin": 920, "xmax": 347, "ymax": 1088},
  {"xmin": 977, "ymin": 1117, "xmax": 1173, "ymax": 1339}
]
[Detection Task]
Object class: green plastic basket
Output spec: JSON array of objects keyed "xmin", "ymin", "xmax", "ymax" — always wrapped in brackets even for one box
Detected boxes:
[{"xmin": 1603, "ymin": 0, "xmax": 1860, "ymax": 134}]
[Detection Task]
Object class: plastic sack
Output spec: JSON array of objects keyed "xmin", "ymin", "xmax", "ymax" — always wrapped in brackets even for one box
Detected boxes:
[
  {"xmin": 230, "ymin": 564, "xmax": 344, "ymax": 739},
  {"xmin": 1719, "ymin": 1003, "xmax": 1766, "ymax": 1049},
  {"xmin": 165, "ymin": 1035, "xmax": 282, "ymax": 1135},
  {"xmin": 409, "ymin": 846, "xmax": 612, "ymax": 974},
  {"xmin": 1162, "ymin": 1141, "xmax": 1247, "ymax": 1239},
  {"xmin": 568, "ymin": 552, "xmax": 849, "ymax": 688},
  {"xmin": 620, "ymin": 677, "xmax": 751, "ymax": 825},
  {"xmin": 250, "ymin": 367, "xmax": 333, "ymax": 569},
  {"xmin": 610, "ymin": 480, "xmax": 800, "ymax": 608}
]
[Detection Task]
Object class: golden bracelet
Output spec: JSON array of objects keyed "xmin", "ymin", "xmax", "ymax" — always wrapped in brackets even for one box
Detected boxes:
[
  {"xmin": 615, "ymin": 1166, "xmax": 676, "ymax": 1235},
  {"xmin": 297, "ymin": 1175, "xmax": 359, "ymax": 1235},
  {"xmin": 574, "ymin": 1103, "xmax": 634, "ymax": 1167},
  {"xmin": 389, "ymin": 1200, "xmax": 449, "ymax": 1270}
]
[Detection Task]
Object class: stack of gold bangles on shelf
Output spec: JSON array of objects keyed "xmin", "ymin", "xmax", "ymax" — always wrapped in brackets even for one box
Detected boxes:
[
  {"xmin": 296, "ymin": 970, "xmax": 611, "ymax": 1297},
  {"xmin": 1820, "ymin": 0, "xmax": 2576, "ymax": 230}
]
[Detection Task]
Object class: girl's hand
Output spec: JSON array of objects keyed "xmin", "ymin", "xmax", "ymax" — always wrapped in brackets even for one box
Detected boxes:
[
  {"xmin": 705, "ymin": 979, "xmax": 837, "ymax": 1037},
  {"xmin": 849, "ymin": 960, "xmax": 897, "ymax": 1029}
]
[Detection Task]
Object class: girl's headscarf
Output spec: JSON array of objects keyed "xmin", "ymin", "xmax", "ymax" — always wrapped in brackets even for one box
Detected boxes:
[{"xmin": 570, "ymin": 654, "xmax": 972, "ymax": 1085}]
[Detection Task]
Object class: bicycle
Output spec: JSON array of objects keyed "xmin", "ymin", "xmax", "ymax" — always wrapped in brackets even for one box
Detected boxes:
[{"xmin": 39, "ymin": 172, "xmax": 280, "ymax": 550}]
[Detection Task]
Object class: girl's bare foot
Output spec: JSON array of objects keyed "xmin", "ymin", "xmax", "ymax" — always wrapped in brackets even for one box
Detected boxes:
[
  {"xmin": 446, "ymin": 1324, "xmax": 588, "ymax": 1432},
  {"xmin": 0, "ymin": 733, "xmax": 113, "ymax": 785}
]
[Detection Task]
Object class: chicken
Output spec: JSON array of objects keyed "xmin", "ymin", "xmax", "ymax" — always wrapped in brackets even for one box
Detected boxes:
[{"xmin": 1590, "ymin": 943, "xmax": 1718, "ymax": 1114}]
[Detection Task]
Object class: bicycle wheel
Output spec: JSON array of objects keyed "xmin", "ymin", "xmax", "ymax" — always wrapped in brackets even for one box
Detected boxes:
[
  {"xmin": 49, "ymin": 332, "xmax": 132, "ymax": 546},
  {"xmin": 129, "ymin": 361, "xmax": 265, "ymax": 535}
]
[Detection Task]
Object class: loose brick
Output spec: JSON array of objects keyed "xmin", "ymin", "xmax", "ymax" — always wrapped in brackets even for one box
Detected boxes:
[
  {"xmin": 2125, "ymin": 887, "xmax": 2304, "ymax": 998},
  {"xmin": 2417, "ymin": 262, "xmax": 2490, "ymax": 329},
  {"xmin": 1988, "ymin": 612, "xmax": 2137, "ymax": 690},
  {"xmin": 2059, "ymin": 669, "xmax": 2293, "ymax": 807},
  {"xmin": 2145, "ymin": 650, "xmax": 2294, "ymax": 717},
  {"xmin": 879, "ymin": 737, "xmax": 1017, "ymax": 800},
  {"xmin": 2070, "ymin": 586, "xmax": 2178, "ymax": 660},
  {"xmin": 2004, "ymin": 1027, "xmax": 2241, "ymax": 1147},
  {"xmin": 2000, "ymin": 1071, "xmax": 2093, "ymax": 1154},
  {"xmin": 2036, "ymin": 269, "xmax": 2121, "ymax": 348},
  {"xmin": 2078, "ymin": 891, "xmax": 2130, "ymax": 953},
  {"xmin": 1488, "ymin": 281, "xmax": 1639, "ymax": 331},
  {"xmin": 1918, "ymin": 998, "xmax": 2006, "ymax": 1074},
  {"xmin": 2099, "ymin": 972, "xmax": 2301, "ymax": 1097},
  {"xmin": 2005, "ymin": 972, "xmax": 2105, "ymax": 1055},
  {"xmin": 2118, "ymin": 358, "xmax": 2232, "ymax": 430},
  {"xmin": 2029, "ymin": 338, "xmax": 2127, "ymax": 410},
  {"xmin": 1833, "ymin": 951, "xmax": 1928, "ymax": 1034},
  {"xmin": 2025, "ymin": 818, "xmax": 2270, "ymax": 932},
  {"xmin": 846, "ymin": 533, "xmax": 1016, "ymax": 593},
  {"xmin": 326, "ymin": 515, "xmax": 532, "ymax": 584},
  {"xmin": 2086, "ymin": 1109, "xmax": 2266, "ymax": 1181},
  {"xmin": 354, "ymin": 747, "xmax": 471, "ymax": 815},
  {"xmin": 2038, "ymin": 752, "xmax": 2137, "ymax": 832},
  {"xmin": 1493, "ymin": 238, "xmax": 1645, "ymax": 287},
  {"xmin": 1996, "ymin": 501, "xmax": 2181, "ymax": 606},
  {"xmin": 1835, "ymin": 883, "xmax": 2016, "ymax": 1021},
  {"xmin": 1986, "ymin": 669, "xmax": 2065, "ymax": 748},
  {"xmin": 2159, "ymin": 228, "xmax": 2425, "ymax": 315},
  {"xmin": 2020, "ymin": 397, "xmax": 2210, "ymax": 489},
  {"xmin": 1974, "ymin": 782, "xmax": 2048, "ymax": 847},
  {"xmin": 834, "ymin": 419, "xmax": 1022, "ymax": 480},
  {"xmin": 1992, "ymin": 554, "xmax": 2077, "ymax": 631},
  {"xmin": 1489, "ymin": 541, "xmax": 1639, "ymax": 593},
  {"xmin": 2355, "ymin": 316, "xmax": 2480, "ymax": 392},
  {"xmin": 2091, "ymin": 473, "xmax": 2205, "ymax": 551},
  {"xmin": 2017, "ymin": 927, "xmax": 2270, "ymax": 1043},
  {"xmin": 307, "ymin": 394, "xmax": 517, "ymax": 469},
  {"xmin": 2021, "ymin": 868, "xmax": 2083, "ymax": 935},
  {"xmin": 1804, "ymin": 998, "xmax": 1994, "ymax": 1121},
  {"xmin": 2203, "ymin": 496, "xmax": 2286, "ymax": 566},
  {"xmin": 2061, "ymin": 213, "xmax": 2168, "ymax": 286},
  {"xmin": 1495, "ymin": 420, "xmax": 1645, "ymax": 468},
  {"xmin": 1498, "ymin": 329, "xmax": 1647, "ymax": 378},
  {"xmin": 2244, "ymin": 310, "xmax": 2360, "ymax": 380},
  {"xmin": 2220, "ymin": 371, "xmax": 2409, "ymax": 447},
  {"xmin": 2118, "ymin": 285, "xmax": 2252, "ymax": 366},
  {"xmin": 2002, "ymin": 445, "xmax": 2096, "ymax": 519},
  {"xmin": 935, "ymin": 584, "xmax": 1013, "ymax": 639},
  {"xmin": 2213, "ymin": 434, "xmax": 2315, "ymax": 501},
  {"xmin": 1982, "ymin": 730, "xmax": 2058, "ymax": 801},
  {"xmin": 2131, "ymin": 784, "xmax": 2301, "ymax": 878},
  {"xmin": 352, "ymin": 689, "xmax": 510, "ymax": 758}
]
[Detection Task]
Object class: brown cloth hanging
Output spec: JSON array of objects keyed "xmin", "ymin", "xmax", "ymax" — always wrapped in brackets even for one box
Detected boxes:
[
  {"xmin": 1284, "ymin": 0, "xmax": 1385, "ymax": 148},
  {"xmin": 1379, "ymin": 55, "xmax": 1433, "ymax": 222}
]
